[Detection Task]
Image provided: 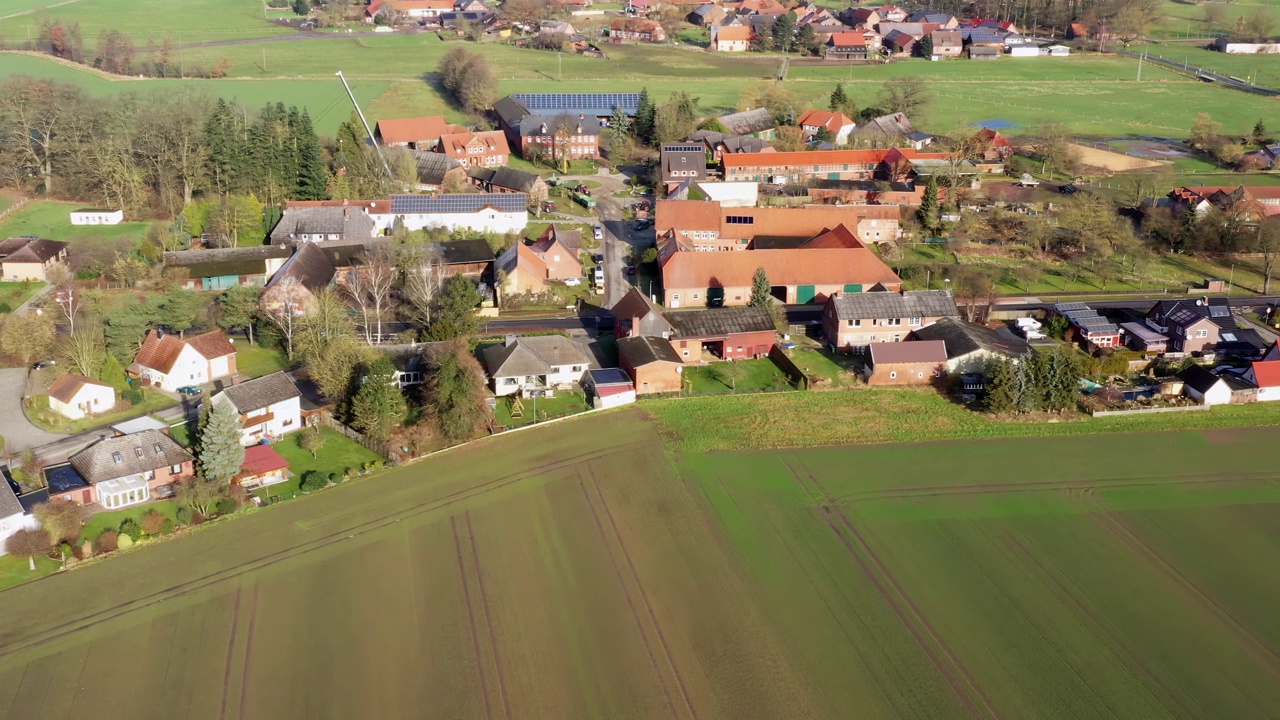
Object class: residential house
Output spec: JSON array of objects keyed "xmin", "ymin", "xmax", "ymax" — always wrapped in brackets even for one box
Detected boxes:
[
  {"xmin": 410, "ymin": 150, "xmax": 466, "ymax": 191},
  {"xmin": 367, "ymin": 194, "xmax": 528, "ymax": 234},
  {"xmin": 1047, "ymin": 44, "xmax": 1070, "ymax": 56},
  {"xmin": 1180, "ymin": 364, "xmax": 1232, "ymax": 406},
  {"xmin": 686, "ymin": 130, "xmax": 774, "ymax": 163},
  {"xmin": 720, "ymin": 146, "xmax": 949, "ymax": 183},
  {"xmin": 65, "ymin": 429, "xmax": 195, "ymax": 508},
  {"xmin": 212, "ymin": 372, "xmax": 303, "ymax": 445},
  {"xmin": 909, "ymin": 11, "xmax": 958, "ymax": 28},
  {"xmin": 69, "ymin": 209, "xmax": 123, "ymax": 225},
  {"xmin": 163, "ymin": 246, "xmax": 293, "ymax": 291},
  {"xmin": 1265, "ymin": 342, "xmax": 1280, "ymax": 361},
  {"xmin": 717, "ymin": 108, "xmax": 778, "ymax": 139},
  {"xmin": 1167, "ymin": 185, "xmax": 1280, "ymax": 219},
  {"xmin": 688, "ymin": 4, "xmax": 726, "ymax": 25},
  {"xmin": 130, "ymin": 330, "xmax": 237, "ymax": 392},
  {"xmin": 840, "ymin": 7, "xmax": 880, "ymax": 29},
  {"xmin": 930, "ymin": 29, "xmax": 963, "ymax": 56},
  {"xmin": 822, "ymin": 289, "xmax": 959, "ymax": 352},
  {"xmin": 617, "ymin": 335, "xmax": 684, "ymax": 394},
  {"xmin": 908, "ymin": 316, "xmax": 1030, "ymax": 373},
  {"xmin": 0, "ymin": 237, "xmax": 68, "ymax": 282},
  {"xmin": 467, "ymin": 166, "xmax": 547, "ymax": 199},
  {"xmin": 626, "ymin": 0, "xmax": 653, "ymax": 16},
  {"xmin": 270, "ymin": 205, "xmax": 376, "ymax": 245},
  {"xmin": 610, "ymin": 17, "xmax": 666, "ymax": 42},
  {"xmin": 1120, "ymin": 321, "xmax": 1169, "ymax": 353},
  {"xmin": 1243, "ymin": 144, "xmax": 1280, "ymax": 170},
  {"xmin": 875, "ymin": 3, "xmax": 908, "ymax": 22},
  {"xmin": 612, "ymin": 287, "xmax": 675, "ymax": 339},
  {"xmin": 849, "ymin": 113, "xmax": 933, "ymax": 148},
  {"xmin": 1053, "ymin": 301, "xmax": 1121, "ymax": 350},
  {"xmin": 661, "ymin": 144, "xmax": 709, "ymax": 189},
  {"xmin": 1161, "ymin": 304, "xmax": 1220, "ymax": 353},
  {"xmin": 0, "ymin": 478, "xmax": 37, "ymax": 556},
  {"xmin": 47, "ymin": 374, "xmax": 115, "ymax": 421},
  {"xmin": 826, "ymin": 31, "xmax": 869, "ymax": 60},
  {"xmin": 495, "ymin": 226, "xmax": 583, "ymax": 293},
  {"xmin": 664, "ymin": 306, "xmax": 776, "ymax": 361},
  {"xmin": 711, "ymin": 24, "xmax": 753, "ymax": 51},
  {"xmin": 482, "ymin": 335, "xmax": 592, "ymax": 396},
  {"xmin": 494, "ymin": 93, "xmax": 640, "ymax": 160},
  {"xmin": 436, "ymin": 130, "xmax": 510, "ymax": 168},
  {"xmin": 235, "ymin": 444, "xmax": 291, "ymax": 490},
  {"xmin": 374, "ymin": 116, "xmax": 457, "ymax": 149},
  {"xmin": 797, "ymin": 109, "xmax": 857, "ymax": 145},
  {"xmin": 1244, "ymin": 361, "xmax": 1280, "ymax": 401},
  {"xmin": 661, "ymin": 245, "xmax": 901, "ymax": 307},
  {"xmin": 259, "ymin": 242, "xmax": 337, "ymax": 318},
  {"xmin": 583, "ymin": 368, "xmax": 636, "ymax": 408},
  {"xmin": 865, "ymin": 339, "xmax": 947, "ymax": 384}
]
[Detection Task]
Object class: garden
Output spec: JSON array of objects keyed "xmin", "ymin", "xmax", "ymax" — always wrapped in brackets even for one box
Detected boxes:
[{"xmin": 27, "ymin": 389, "xmax": 177, "ymax": 434}]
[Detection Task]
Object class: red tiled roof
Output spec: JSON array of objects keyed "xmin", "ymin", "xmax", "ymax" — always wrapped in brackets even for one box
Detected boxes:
[
  {"xmin": 803, "ymin": 224, "xmax": 862, "ymax": 249},
  {"xmin": 715, "ymin": 25, "xmax": 753, "ymax": 41},
  {"xmin": 437, "ymin": 130, "xmax": 509, "ymax": 160},
  {"xmin": 1252, "ymin": 360, "xmax": 1280, "ymax": 388},
  {"xmin": 134, "ymin": 330, "xmax": 234, "ymax": 375},
  {"xmin": 239, "ymin": 444, "xmax": 290, "ymax": 477},
  {"xmin": 47, "ymin": 374, "xmax": 111, "ymax": 404},
  {"xmin": 656, "ymin": 200, "xmax": 721, "ymax": 233},
  {"xmin": 830, "ymin": 31, "xmax": 867, "ymax": 46},
  {"xmin": 797, "ymin": 109, "xmax": 855, "ymax": 133},
  {"xmin": 662, "ymin": 247, "xmax": 901, "ymax": 288},
  {"xmin": 724, "ymin": 147, "xmax": 920, "ymax": 169},
  {"xmin": 186, "ymin": 331, "xmax": 236, "ymax": 360},
  {"xmin": 375, "ymin": 116, "xmax": 451, "ymax": 145}
]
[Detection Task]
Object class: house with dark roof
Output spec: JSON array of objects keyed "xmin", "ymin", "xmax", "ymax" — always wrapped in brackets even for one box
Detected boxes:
[
  {"xmin": 269, "ymin": 205, "xmax": 376, "ymax": 245},
  {"xmin": 482, "ymin": 335, "xmax": 593, "ymax": 396},
  {"xmin": 164, "ymin": 245, "xmax": 293, "ymax": 290},
  {"xmin": 212, "ymin": 371, "xmax": 303, "ymax": 445},
  {"xmin": 1053, "ymin": 301, "xmax": 1121, "ymax": 351},
  {"xmin": 260, "ymin": 242, "xmax": 337, "ymax": 318},
  {"xmin": 664, "ymin": 306, "xmax": 777, "ymax": 362},
  {"xmin": 661, "ymin": 144, "xmax": 708, "ymax": 189},
  {"xmin": 1143, "ymin": 298, "xmax": 1265, "ymax": 355},
  {"xmin": 46, "ymin": 373, "xmax": 115, "ymax": 420},
  {"xmin": 467, "ymin": 166, "xmax": 547, "ymax": 198},
  {"xmin": 410, "ymin": 150, "xmax": 466, "ymax": 192},
  {"xmin": 717, "ymin": 108, "xmax": 777, "ymax": 139},
  {"xmin": 907, "ymin": 316, "xmax": 1029, "ymax": 373},
  {"xmin": 66, "ymin": 429, "xmax": 195, "ymax": 509},
  {"xmin": 688, "ymin": 3, "xmax": 725, "ymax": 25},
  {"xmin": 686, "ymin": 130, "xmax": 774, "ymax": 163},
  {"xmin": 866, "ymin": 339, "xmax": 947, "ymax": 385},
  {"xmin": 0, "ymin": 237, "xmax": 69, "ymax": 282},
  {"xmin": 822, "ymin": 289, "xmax": 959, "ymax": 352},
  {"xmin": 129, "ymin": 330, "xmax": 237, "ymax": 392},
  {"xmin": 616, "ymin": 336, "xmax": 683, "ymax": 394},
  {"xmin": 1180, "ymin": 364, "xmax": 1232, "ymax": 406},
  {"xmin": 437, "ymin": 237, "xmax": 495, "ymax": 281},
  {"xmin": 494, "ymin": 93, "xmax": 639, "ymax": 160}
]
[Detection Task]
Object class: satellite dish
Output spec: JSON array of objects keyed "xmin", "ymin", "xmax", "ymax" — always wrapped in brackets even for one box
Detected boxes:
[{"xmin": 676, "ymin": 366, "xmax": 683, "ymax": 374}]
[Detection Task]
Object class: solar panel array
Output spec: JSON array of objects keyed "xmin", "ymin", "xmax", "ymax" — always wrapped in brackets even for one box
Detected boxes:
[
  {"xmin": 511, "ymin": 93, "xmax": 642, "ymax": 112},
  {"xmin": 389, "ymin": 194, "xmax": 527, "ymax": 214}
]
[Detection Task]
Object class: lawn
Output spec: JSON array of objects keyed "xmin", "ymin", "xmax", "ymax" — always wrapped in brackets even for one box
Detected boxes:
[
  {"xmin": 76, "ymin": 500, "xmax": 179, "ymax": 546},
  {"xmin": 0, "ymin": 281, "xmax": 46, "ymax": 312},
  {"xmin": 1129, "ymin": 41, "xmax": 1280, "ymax": 89},
  {"xmin": 0, "ymin": 408, "xmax": 1274, "ymax": 718},
  {"xmin": 233, "ymin": 342, "xmax": 294, "ymax": 378},
  {"xmin": 0, "ymin": 199, "xmax": 152, "ymax": 252},
  {"xmin": 28, "ymin": 389, "xmax": 177, "ymax": 434},
  {"xmin": 493, "ymin": 390, "xmax": 589, "ymax": 427},
  {"xmin": 785, "ymin": 347, "xmax": 860, "ymax": 387},
  {"xmin": 0, "ymin": 0, "xmax": 290, "ymax": 47},
  {"xmin": 682, "ymin": 357, "xmax": 796, "ymax": 394},
  {"xmin": 0, "ymin": 553, "xmax": 59, "ymax": 592},
  {"xmin": 258, "ymin": 427, "xmax": 382, "ymax": 501}
]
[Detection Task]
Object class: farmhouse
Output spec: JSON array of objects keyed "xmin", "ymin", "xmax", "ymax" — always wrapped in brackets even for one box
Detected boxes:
[
  {"xmin": 260, "ymin": 242, "xmax": 337, "ymax": 317},
  {"xmin": 46, "ymin": 374, "xmax": 115, "ymax": 421},
  {"xmin": 711, "ymin": 24, "xmax": 752, "ymax": 52},
  {"xmin": 483, "ymin": 335, "xmax": 592, "ymax": 396},
  {"xmin": 660, "ymin": 245, "xmax": 901, "ymax": 307},
  {"xmin": 494, "ymin": 93, "xmax": 640, "ymax": 160},
  {"xmin": 661, "ymin": 144, "xmax": 709, "ymax": 188},
  {"xmin": 0, "ymin": 237, "xmax": 69, "ymax": 282},
  {"xmin": 908, "ymin": 316, "xmax": 1030, "ymax": 373},
  {"xmin": 164, "ymin": 246, "xmax": 293, "ymax": 290},
  {"xmin": 270, "ymin": 205, "xmax": 376, "ymax": 245},
  {"xmin": 368, "ymin": 194, "xmax": 527, "ymax": 234},
  {"xmin": 130, "ymin": 330, "xmax": 237, "ymax": 392},
  {"xmin": 212, "ymin": 372, "xmax": 304, "ymax": 445},
  {"xmin": 617, "ymin": 335, "xmax": 684, "ymax": 394},
  {"xmin": 822, "ymin": 289, "xmax": 959, "ymax": 352},
  {"xmin": 69, "ymin": 208, "xmax": 123, "ymax": 225},
  {"xmin": 717, "ymin": 108, "xmax": 778, "ymax": 139},
  {"xmin": 436, "ymin": 130, "xmax": 510, "ymax": 168},
  {"xmin": 65, "ymin": 429, "xmax": 195, "ymax": 509},
  {"xmin": 865, "ymin": 340, "xmax": 947, "ymax": 385},
  {"xmin": 374, "ymin": 116, "xmax": 457, "ymax": 150}
]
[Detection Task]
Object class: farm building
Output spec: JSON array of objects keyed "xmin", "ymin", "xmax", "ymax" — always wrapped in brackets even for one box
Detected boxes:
[
  {"xmin": 617, "ymin": 335, "xmax": 684, "ymax": 394},
  {"xmin": 865, "ymin": 340, "xmax": 948, "ymax": 385},
  {"xmin": 1212, "ymin": 38, "xmax": 1280, "ymax": 54},
  {"xmin": 970, "ymin": 46, "xmax": 1000, "ymax": 60},
  {"xmin": 822, "ymin": 289, "xmax": 959, "ymax": 352},
  {"xmin": 69, "ymin": 208, "xmax": 123, "ymax": 225},
  {"xmin": 410, "ymin": 151, "xmax": 466, "ymax": 192},
  {"xmin": 660, "ymin": 245, "xmax": 902, "ymax": 307},
  {"xmin": 711, "ymin": 24, "xmax": 753, "ymax": 52},
  {"xmin": 270, "ymin": 205, "xmax": 376, "ymax": 245},
  {"xmin": 584, "ymin": 368, "xmax": 637, "ymax": 408},
  {"xmin": 259, "ymin": 242, "xmax": 337, "ymax": 318},
  {"xmin": 664, "ymin": 306, "xmax": 777, "ymax": 362},
  {"xmin": 46, "ymin": 374, "xmax": 115, "ymax": 421},
  {"xmin": 373, "ymin": 116, "xmax": 457, "ymax": 150},
  {"xmin": 163, "ymin": 246, "xmax": 293, "ymax": 290},
  {"xmin": 907, "ymin": 316, "xmax": 1030, "ymax": 373},
  {"xmin": 1009, "ymin": 45, "xmax": 1040, "ymax": 57},
  {"xmin": 717, "ymin": 108, "xmax": 778, "ymax": 139}
]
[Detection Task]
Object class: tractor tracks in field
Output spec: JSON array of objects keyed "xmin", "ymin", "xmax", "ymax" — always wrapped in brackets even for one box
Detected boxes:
[
  {"xmin": 0, "ymin": 443, "xmax": 640, "ymax": 664},
  {"xmin": 578, "ymin": 468, "xmax": 701, "ymax": 720},
  {"xmin": 783, "ymin": 458, "xmax": 1001, "ymax": 720},
  {"xmin": 464, "ymin": 513, "xmax": 514, "ymax": 720},
  {"xmin": 219, "ymin": 588, "xmax": 244, "ymax": 720},
  {"xmin": 452, "ymin": 515, "xmax": 495, "ymax": 720},
  {"xmin": 236, "ymin": 586, "xmax": 261, "ymax": 720}
]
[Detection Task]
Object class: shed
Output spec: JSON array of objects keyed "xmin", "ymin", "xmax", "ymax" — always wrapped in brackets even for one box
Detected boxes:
[
  {"xmin": 1179, "ymin": 364, "xmax": 1231, "ymax": 406},
  {"xmin": 584, "ymin": 368, "xmax": 636, "ymax": 409},
  {"xmin": 866, "ymin": 340, "xmax": 948, "ymax": 385},
  {"xmin": 70, "ymin": 208, "xmax": 123, "ymax": 225},
  {"xmin": 1047, "ymin": 44, "xmax": 1070, "ymax": 56},
  {"xmin": 1120, "ymin": 321, "xmax": 1168, "ymax": 353},
  {"xmin": 970, "ymin": 46, "xmax": 1000, "ymax": 60},
  {"xmin": 46, "ymin": 374, "xmax": 115, "ymax": 421},
  {"xmin": 1009, "ymin": 45, "xmax": 1040, "ymax": 57}
]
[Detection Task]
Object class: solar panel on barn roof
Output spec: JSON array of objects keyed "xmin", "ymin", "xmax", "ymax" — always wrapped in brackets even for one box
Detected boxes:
[
  {"xmin": 510, "ymin": 93, "xmax": 641, "ymax": 112},
  {"xmin": 388, "ymin": 194, "xmax": 527, "ymax": 214}
]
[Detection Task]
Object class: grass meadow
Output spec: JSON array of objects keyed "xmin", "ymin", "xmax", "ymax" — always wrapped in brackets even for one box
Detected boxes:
[
  {"xmin": 0, "ymin": 199, "xmax": 153, "ymax": 252},
  {"xmin": 0, "ymin": 408, "xmax": 1274, "ymax": 718},
  {"xmin": 0, "ymin": 0, "xmax": 290, "ymax": 46}
]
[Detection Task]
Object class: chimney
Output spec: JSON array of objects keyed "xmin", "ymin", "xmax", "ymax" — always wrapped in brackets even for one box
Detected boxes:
[
  {"xmin": 156, "ymin": 329, "xmax": 164, "ymax": 339},
  {"xmin": 344, "ymin": 207, "xmax": 350, "ymax": 220},
  {"xmin": 579, "ymin": 112, "xmax": 585, "ymax": 120},
  {"xmin": 505, "ymin": 334, "xmax": 517, "ymax": 347}
]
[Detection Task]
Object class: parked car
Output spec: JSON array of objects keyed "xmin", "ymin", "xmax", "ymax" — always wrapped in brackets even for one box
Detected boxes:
[
  {"xmin": 633, "ymin": 220, "xmax": 651, "ymax": 231},
  {"xmin": 593, "ymin": 226, "xmax": 603, "ymax": 241},
  {"xmin": 593, "ymin": 253, "xmax": 604, "ymax": 264},
  {"xmin": 31, "ymin": 360, "xmax": 56, "ymax": 370},
  {"xmin": 625, "ymin": 265, "xmax": 637, "ymax": 275},
  {"xmin": 177, "ymin": 386, "xmax": 202, "ymax": 396},
  {"xmin": 592, "ymin": 267, "xmax": 605, "ymax": 284},
  {"xmin": 1058, "ymin": 184, "xmax": 1079, "ymax": 195},
  {"xmin": 564, "ymin": 277, "xmax": 581, "ymax": 286}
]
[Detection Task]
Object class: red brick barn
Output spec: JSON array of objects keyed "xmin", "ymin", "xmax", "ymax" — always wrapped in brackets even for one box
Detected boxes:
[
  {"xmin": 865, "ymin": 340, "xmax": 948, "ymax": 385},
  {"xmin": 664, "ymin": 306, "xmax": 777, "ymax": 363}
]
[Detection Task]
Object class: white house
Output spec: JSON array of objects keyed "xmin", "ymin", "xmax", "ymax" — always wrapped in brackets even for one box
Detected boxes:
[
  {"xmin": 129, "ymin": 330, "xmax": 237, "ymax": 392},
  {"xmin": 797, "ymin": 109, "xmax": 857, "ymax": 145},
  {"xmin": 46, "ymin": 374, "xmax": 115, "ymax": 420},
  {"xmin": 1244, "ymin": 360, "xmax": 1280, "ymax": 402},
  {"xmin": 211, "ymin": 372, "xmax": 303, "ymax": 445},
  {"xmin": 69, "ymin": 208, "xmax": 123, "ymax": 225},
  {"xmin": 0, "ymin": 479, "xmax": 38, "ymax": 557},
  {"xmin": 369, "ymin": 194, "xmax": 528, "ymax": 235},
  {"xmin": 482, "ymin": 335, "xmax": 592, "ymax": 397},
  {"xmin": 1180, "ymin": 365, "xmax": 1232, "ymax": 406},
  {"xmin": 1009, "ymin": 45, "xmax": 1040, "ymax": 57}
]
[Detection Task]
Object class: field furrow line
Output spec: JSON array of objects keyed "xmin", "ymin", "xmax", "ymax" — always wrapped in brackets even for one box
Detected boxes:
[
  {"xmin": 464, "ymin": 513, "xmax": 513, "ymax": 720},
  {"xmin": 0, "ymin": 445, "xmax": 640, "ymax": 662},
  {"xmin": 218, "ymin": 588, "xmax": 244, "ymax": 720},
  {"xmin": 1090, "ymin": 512, "xmax": 1280, "ymax": 675},
  {"xmin": 452, "ymin": 515, "xmax": 494, "ymax": 720},
  {"xmin": 780, "ymin": 459, "xmax": 986, "ymax": 720},
  {"xmin": 576, "ymin": 473, "xmax": 681, "ymax": 719},
  {"xmin": 835, "ymin": 471, "xmax": 1278, "ymax": 504},
  {"xmin": 236, "ymin": 585, "xmax": 261, "ymax": 720},
  {"xmin": 589, "ymin": 471, "xmax": 702, "ymax": 720},
  {"xmin": 997, "ymin": 529, "xmax": 1188, "ymax": 719}
]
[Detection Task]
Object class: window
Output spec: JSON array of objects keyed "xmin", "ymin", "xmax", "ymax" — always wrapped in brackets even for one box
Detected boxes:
[
  {"xmin": 1196, "ymin": 329, "xmax": 1208, "ymax": 338},
  {"xmin": 171, "ymin": 464, "xmax": 182, "ymax": 474},
  {"xmin": 154, "ymin": 443, "xmax": 164, "ymax": 454},
  {"xmin": 283, "ymin": 419, "xmax": 294, "ymax": 427},
  {"xmin": 918, "ymin": 372, "xmax": 925, "ymax": 378},
  {"xmin": 889, "ymin": 371, "xmax": 898, "ymax": 379},
  {"xmin": 885, "ymin": 318, "xmax": 901, "ymax": 327},
  {"xmin": 909, "ymin": 317, "xmax": 922, "ymax": 327},
  {"xmin": 693, "ymin": 293, "xmax": 700, "ymax": 299},
  {"xmin": 673, "ymin": 294, "xmax": 681, "ymax": 300},
  {"xmin": 112, "ymin": 452, "xmax": 123, "ymax": 463},
  {"xmin": 725, "ymin": 216, "xmax": 755, "ymax": 225}
]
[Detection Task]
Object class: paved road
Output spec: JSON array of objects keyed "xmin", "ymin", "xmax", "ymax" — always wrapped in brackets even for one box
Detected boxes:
[
  {"xmin": 1115, "ymin": 50, "xmax": 1280, "ymax": 96},
  {"xmin": 0, "ymin": 368, "xmax": 64, "ymax": 454},
  {"xmin": 989, "ymin": 295, "xmax": 1280, "ymax": 313}
]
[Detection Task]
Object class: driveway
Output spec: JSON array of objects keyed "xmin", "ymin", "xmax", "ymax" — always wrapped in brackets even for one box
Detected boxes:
[{"xmin": 0, "ymin": 368, "xmax": 64, "ymax": 454}]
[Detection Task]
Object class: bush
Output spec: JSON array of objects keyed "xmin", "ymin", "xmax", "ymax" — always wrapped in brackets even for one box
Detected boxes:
[
  {"xmin": 175, "ymin": 507, "xmax": 191, "ymax": 525},
  {"xmin": 215, "ymin": 497, "xmax": 238, "ymax": 516},
  {"xmin": 361, "ymin": 460, "xmax": 384, "ymax": 473},
  {"xmin": 121, "ymin": 387, "xmax": 143, "ymax": 405},
  {"xmin": 118, "ymin": 518, "xmax": 141, "ymax": 540},
  {"xmin": 0, "ymin": 302, "xmax": 11, "ymax": 314},
  {"xmin": 96, "ymin": 529, "xmax": 119, "ymax": 553},
  {"xmin": 328, "ymin": 472, "xmax": 343, "ymax": 485},
  {"xmin": 117, "ymin": 534, "xmax": 134, "ymax": 549},
  {"xmin": 299, "ymin": 470, "xmax": 328, "ymax": 492},
  {"xmin": 140, "ymin": 510, "xmax": 169, "ymax": 535}
]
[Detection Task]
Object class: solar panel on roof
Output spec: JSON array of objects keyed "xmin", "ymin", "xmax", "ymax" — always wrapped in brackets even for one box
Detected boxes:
[
  {"xmin": 1055, "ymin": 301, "xmax": 1089, "ymax": 311},
  {"xmin": 510, "ymin": 93, "xmax": 641, "ymax": 112},
  {"xmin": 389, "ymin": 194, "xmax": 527, "ymax": 214}
]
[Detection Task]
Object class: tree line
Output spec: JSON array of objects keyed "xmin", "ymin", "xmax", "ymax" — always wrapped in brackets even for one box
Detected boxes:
[{"xmin": 22, "ymin": 18, "xmax": 232, "ymax": 79}]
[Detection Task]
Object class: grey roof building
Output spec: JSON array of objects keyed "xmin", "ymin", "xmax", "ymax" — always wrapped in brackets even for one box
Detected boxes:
[
  {"xmin": 827, "ymin": 290, "xmax": 958, "ymax": 321},
  {"xmin": 687, "ymin": 130, "xmax": 774, "ymax": 155},
  {"xmin": 661, "ymin": 144, "xmax": 708, "ymax": 185},
  {"xmin": 69, "ymin": 429, "xmax": 193, "ymax": 485},
  {"xmin": 909, "ymin": 316, "xmax": 1030, "ymax": 371},
  {"xmin": 717, "ymin": 108, "xmax": 778, "ymax": 137},
  {"xmin": 164, "ymin": 246, "xmax": 293, "ymax": 281},
  {"xmin": 665, "ymin": 307, "xmax": 776, "ymax": 337},
  {"xmin": 617, "ymin": 335, "xmax": 682, "ymax": 365},
  {"xmin": 467, "ymin": 166, "xmax": 544, "ymax": 194},
  {"xmin": 270, "ymin": 206, "xmax": 376, "ymax": 245},
  {"xmin": 215, "ymin": 372, "xmax": 302, "ymax": 414},
  {"xmin": 411, "ymin": 151, "xmax": 463, "ymax": 188}
]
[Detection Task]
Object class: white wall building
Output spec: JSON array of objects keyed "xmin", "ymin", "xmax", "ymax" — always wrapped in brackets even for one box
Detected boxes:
[
  {"xmin": 211, "ymin": 372, "xmax": 304, "ymax": 445},
  {"xmin": 130, "ymin": 330, "xmax": 238, "ymax": 392},
  {"xmin": 0, "ymin": 481, "xmax": 38, "ymax": 557},
  {"xmin": 369, "ymin": 194, "xmax": 528, "ymax": 235},
  {"xmin": 482, "ymin": 336, "xmax": 592, "ymax": 397},
  {"xmin": 69, "ymin": 208, "xmax": 123, "ymax": 225},
  {"xmin": 47, "ymin": 374, "xmax": 116, "ymax": 420}
]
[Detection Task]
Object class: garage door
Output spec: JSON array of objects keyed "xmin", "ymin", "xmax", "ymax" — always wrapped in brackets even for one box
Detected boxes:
[
  {"xmin": 843, "ymin": 284, "xmax": 862, "ymax": 293},
  {"xmin": 797, "ymin": 285, "xmax": 817, "ymax": 303}
]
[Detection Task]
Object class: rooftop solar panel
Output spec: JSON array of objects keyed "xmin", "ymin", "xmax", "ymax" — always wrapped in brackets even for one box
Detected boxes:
[
  {"xmin": 511, "ymin": 93, "xmax": 641, "ymax": 112},
  {"xmin": 388, "ymin": 194, "xmax": 527, "ymax": 214}
]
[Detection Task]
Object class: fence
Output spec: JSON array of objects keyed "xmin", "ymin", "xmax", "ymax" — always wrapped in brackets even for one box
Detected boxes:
[
  {"xmin": 1089, "ymin": 404, "xmax": 1210, "ymax": 417},
  {"xmin": 319, "ymin": 415, "xmax": 385, "ymax": 456},
  {"xmin": 769, "ymin": 346, "xmax": 810, "ymax": 391}
]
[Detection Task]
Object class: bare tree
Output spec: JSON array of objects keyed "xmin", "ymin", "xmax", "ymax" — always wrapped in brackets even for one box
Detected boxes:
[
  {"xmin": 1256, "ymin": 219, "xmax": 1280, "ymax": 295},
  {"xmin": 32, "ymin": 497, "xmax": 85, "ymax": 547},
  {"xmin": 5, "ymin": 529, "xmax": 51, "ymax": 571},
  {"xmin": 0, "ymin": 78, "xmax": 85, "ymax": 194},
  {"xmin": 53, "ymin": 284, "xmax": 83, "ymax": 334},
  {"xmin": 402, "ymin": 245, "xmax": 445, "ymax": 329},
  {"xmin": 263, "ymin": 277, "xmax": 304, "ymax": 357},
  {"xmin": 60, "ymin": 329, "xmax": 106, "ymax": 377},
  {"xmin": 344, "ymin": 247, "xmax": 399, "ymax": 344}
]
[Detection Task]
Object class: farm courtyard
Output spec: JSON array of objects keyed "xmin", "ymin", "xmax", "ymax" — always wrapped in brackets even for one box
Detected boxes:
[{"xmin": 0, "ymin": 408, "xmax": 1275, "ymax": 719}]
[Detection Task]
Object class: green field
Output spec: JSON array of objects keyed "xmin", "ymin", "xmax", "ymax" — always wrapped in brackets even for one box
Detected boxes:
[
  {"xmin": 0, "ymin": 199, "xmax": 151, "ymax": 253},
  {"xmin": 0, "ymin": 406, "xmax": 1276, "ymax": 718},
  {"xmin": 1129, "ymin": 41, "xmax": 1280, "ymax": 88},
  {"xmin": 0, "ymin": 0, "xmax": 290, "ymax": 46}
]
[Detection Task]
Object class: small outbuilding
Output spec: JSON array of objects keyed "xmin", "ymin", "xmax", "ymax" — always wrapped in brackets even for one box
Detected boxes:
[
  {"xmin": 617, "ymin": 335, "xmax": 684, "ymax": 394},
  {"xmin": 584, "ymin": 368, "xmax": 636, "ymax": 409},
  {"xmin": 235, "ymin": 444, "xmax": 292, "ymax": 490},
  {"xmin": 69, "ymin": 208, "xmax": 123, "ymax": 225},
  {"xmin": 865, "ymin": 340, "xmax": 948, "ymax": 385},
  {"xmin": 46, "ymin": 374, "xmax": 115, "ymax": 420},
  {"xmin": 1179, "ymin": 364, "xmax": 1232, "ymax": 406}
]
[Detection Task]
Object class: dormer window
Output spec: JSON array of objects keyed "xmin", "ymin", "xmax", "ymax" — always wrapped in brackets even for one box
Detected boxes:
[
  {"xmin": 135, "ymin": 447, "xmax": 144, "ymax": 458},
  {"xmin": 112, "ymin": 452, "xmax": 123, "ymax": 463},
  {"xmin": 154, "ymin": 443, "xmax": 164, "ymax": 454}
]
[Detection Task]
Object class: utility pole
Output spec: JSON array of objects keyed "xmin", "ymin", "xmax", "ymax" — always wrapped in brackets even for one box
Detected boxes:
[
  {"xmin": 336, "ymin": 71, "xmax": 394, "ymax": 181},
  {"xmin": 1136, "ymin": 51, "xmax": 1143, "ymax": 82},
  {"xmin": 557, "ymin": 51, "xmax": 563, "ymax": 81}
]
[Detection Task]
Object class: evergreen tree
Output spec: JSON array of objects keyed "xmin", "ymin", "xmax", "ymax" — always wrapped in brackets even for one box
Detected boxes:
[
  {"xmin": 97, "ymin": 353, "xmax": 128, "ymax": 391},
  {"xmin": 773, "ymin": 13, "xmax": 795, "ymax": 52},
  {"xmin": 608, "ymin": 105, "xmax": 632, "ymax": 150},
  {"xmin": 918, "ymin": 176, "xmax": 939, "ymax": 232},
  {"xmin": 634, "ymin": 87, "xmax": 656, "ymax": 145},
  {"xmin": 427, "ymin": 275, "xmax": 484, "ymax": 341},
  {"xmin": 351, "ymin": 357, "xmax": 407, "ymax": 445},
  {"xmin": 205, "ymin": 98, "xmax": 247, "ymax": 194},
  {"xmin": 829, "ymin": 84, "xmax": 848, "ymax": 113},
  {"xmin": 1252, "ymin": 119, "xmax": 1268, "ymax": 146},
  {"xmin": 294, "ymin": 110, "xmax": 328, "ymax": 200},
  {"xmin": 218, "ymin": 285, "xmax": 262, "ymax": 344},
  {"xmin": 749, "ymin": 267, "xmax": 772, "ymax": 307},
  {"xmin": 197, "ymin": 400, "xmax": 246, "ymax": 484},
  {"xmin": 797, "ymin": 23, "xmax": 818, "ymax": 55},
  {"xmin": 981, "ymin": 359, "xmax": 1018, "ymax": 413},
  {"xmin": 919, "ymin": 34, "xmax": 933, "ymax": 57}
]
